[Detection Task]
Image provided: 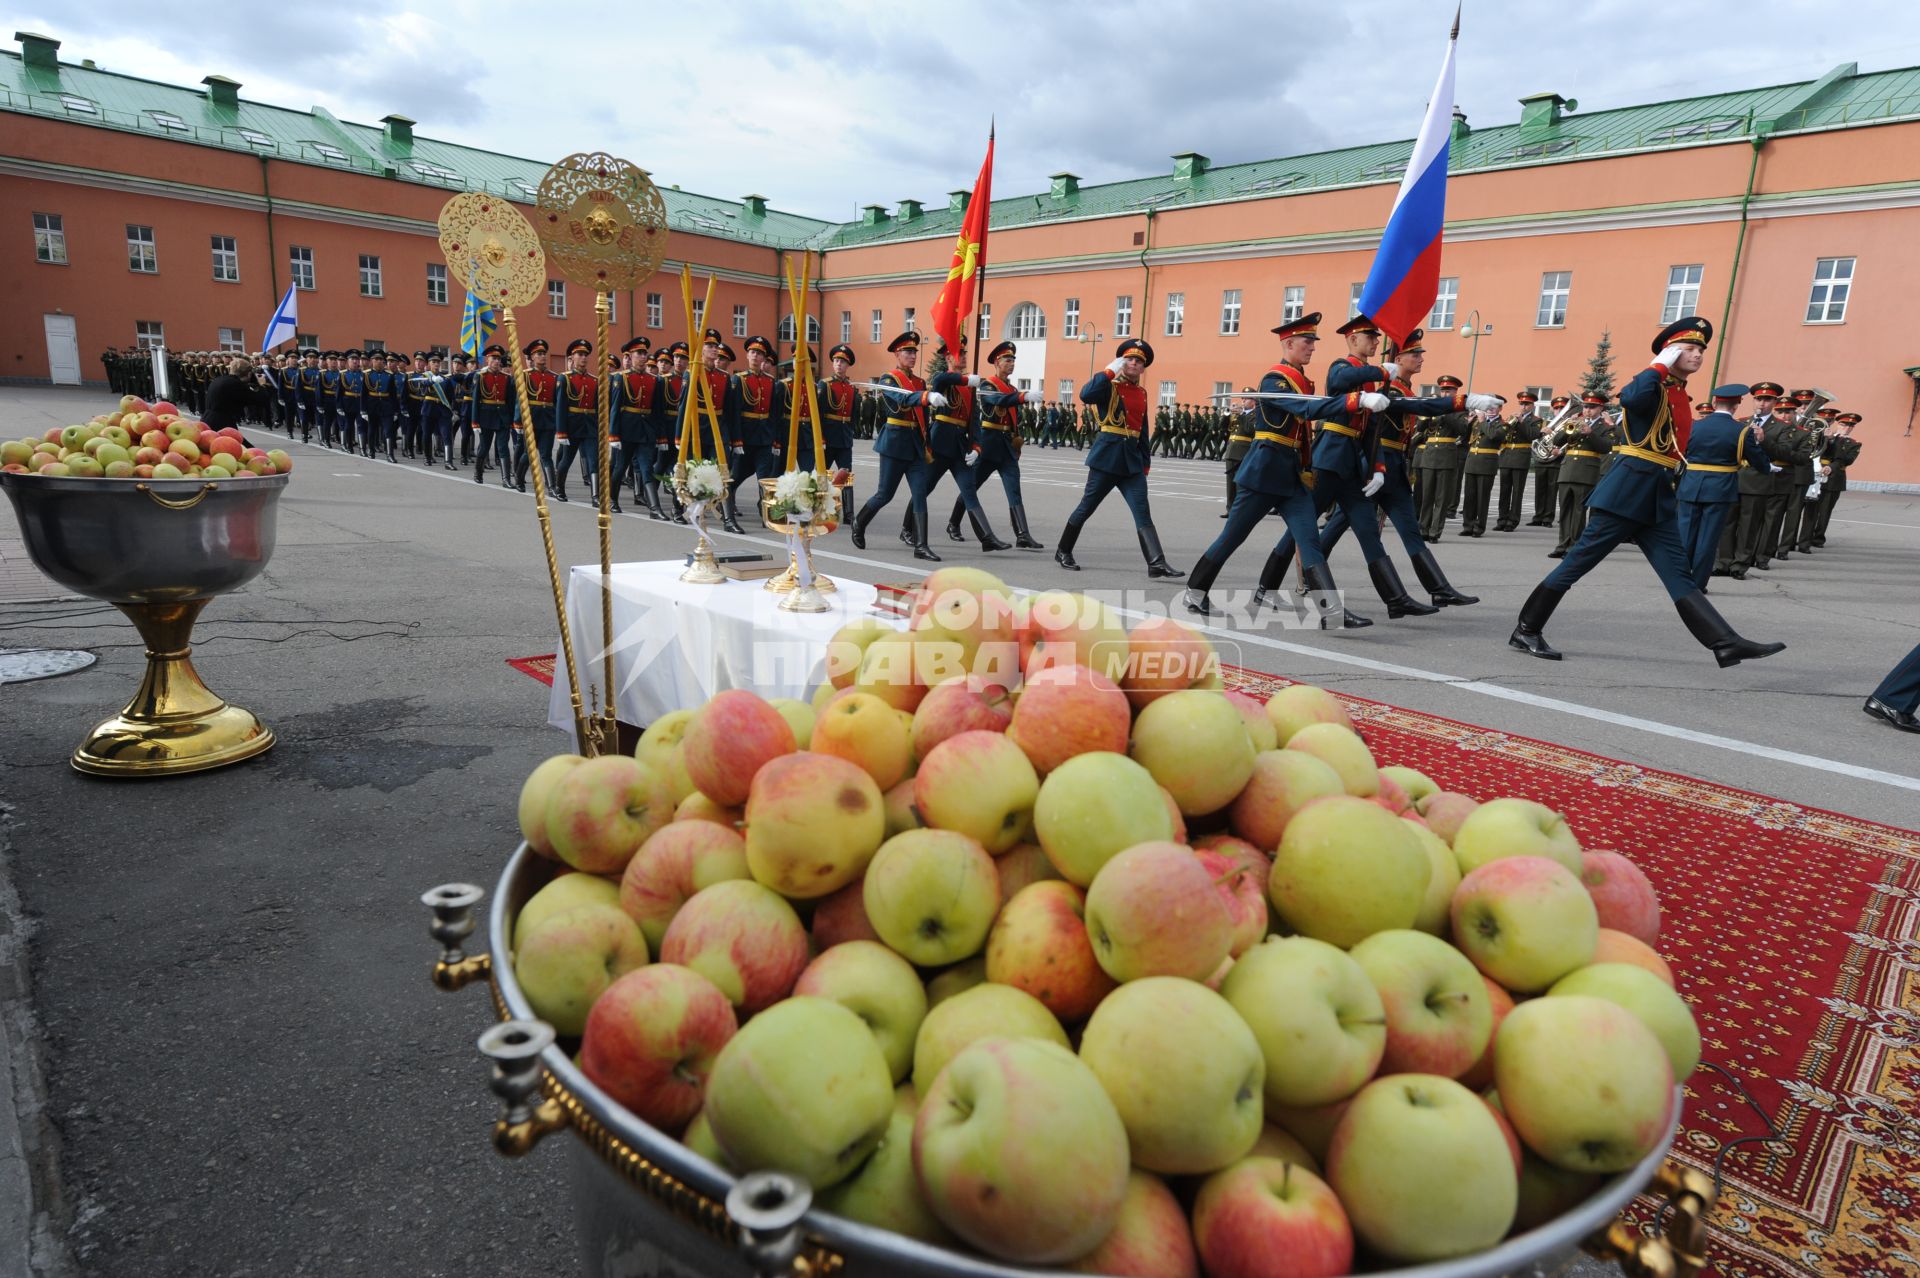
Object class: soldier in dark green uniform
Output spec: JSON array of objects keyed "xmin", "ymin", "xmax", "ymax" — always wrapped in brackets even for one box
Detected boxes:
[
  {"xmin": 1413, "ymin": 374, "xmax": 1467, "ymax": 539},
  {"xmin": 1547, "ymin": 392, "xmax": 1620, "ymax": 558},
  {"xmin": 1758, "ymin": 390, "xmax": 1818, "ymax": 566},
  {"xmin": 1495, "ymin": 395, "xmax": 1540, "ymax": 531},
  {"xmin": 1811, "ymin": 413, "xmax": 1861, "ymax": 547},
  {"xmin": 1724, "ymin": 382, "xmax": 1785, "ymax": 577},
  {"xmin": 1526, "ymin": 394, "xmax": 1561, "ymax": 527},
  {"xmin": 1459, "ymin": 407, "xmax": 1504, "ymax": 537},
  {"xmin": 1220, "ymin": 389, "xmax": 1254, "ymax": 518},
  {"xmin": 1788, "ymin": 406, "xmax": 1839, "ymax": 555}
]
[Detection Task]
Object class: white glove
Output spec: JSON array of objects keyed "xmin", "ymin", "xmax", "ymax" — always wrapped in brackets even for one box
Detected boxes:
[
  {"xmin": 1362, "ymin": 472, "xmax": 1385, "ymax": 498},
  {"xmin": 1769, "ymin": 463, "xmax": 1783, "ymax": 473},
  {"xmin": 1106, "ymin": 356, "xmax": 1127, "ymax": 374},
  {"xmin": 1380, "ymin": 362, "xmax": 1401, "ymax": 380},
  {"xmin": 1466, "ymin": 393, "xmax": 1503, "ymax": 412},
  {"xmin": 964, "ymin": 451, "xmax": 980, "ymax": 468},
  {"xmin": 926, "ymin": 392, "xmax": 948, "ymax": 410},
  {"xmin": 1358, "ymin": 392, "xmax": 1391, "ymax": 413},
  {"xmin": 1023, "ymin": 391, "xmax": 1044, "ymax": 405},
  {"xmin": 1652, "ymin": 344, "xmax": 1686, "ymax": 369},
  {"xmin": 966, "ymin": 375, "xmax": 986, "ymax": 387}
]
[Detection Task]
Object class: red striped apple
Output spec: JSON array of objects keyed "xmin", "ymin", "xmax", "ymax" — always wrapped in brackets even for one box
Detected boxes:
[
  {"xmin": 579, "ymin": 963, "xmax": 737, "ymax": 1130},
  {"xmin": 544, "ymin": 754, "xmax": 677, "ymax": 875},
  {"xmin": 1452, "ymin": 856, "xmax": 1599, "ymax": 992},
  {"xmin": 743, "ymin": 752, "xmax": 884, "ymax": 898},
  {"xmin": 1228, "ymin": 750, "xmax": 1344, "ymax": 852},
  {"xmin": 1085, "ymin": 842, "xmax": 1235, "ymax": 983},
  {"xmin": 659, "ymin": 880, "xmax": 807, "ymax": 1014},
  {"xmin": 682, "ymin": 689, "xmax": 796, "ymax": 806},
  {"xmin": 1349, "ymin": 929, "xmax": 1494, "ymax": 1079},
  {"xmin": 984, "ymin": 881, "xmax": 1115, "ymax": 1021},
  {"xmin": 1592, "ymin": 928, "xmax": 1676, "ymax": 987},
  {"xmin": 619, "ymin": 819, "xmax": 750, "ymax": 950},
  {"xmin": 1579, "ymin": 850, "xmax": 1662, "ymax": 944},
  {"xmin": 1007, "ymin": 661, "xmax": 1130, "ymax": 774},
  {"xmin": 1070, "ymin": 1169, "xmax": 1197, "ymax": 1278},
  {"xmin": 911, "ymin": 674, "xmax": 1013, "ymax": 757},
  {"xmin": 1193, "ymin": 1156, "xmax": 1353, "ymax": 1278}
]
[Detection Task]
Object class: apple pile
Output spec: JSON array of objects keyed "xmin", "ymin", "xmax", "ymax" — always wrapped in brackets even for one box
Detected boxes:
[
  {"xmin": 508, "ymin": 568, "xmax": 1694, "ymax": 1277},
  {"xmin": 2, "ymin": 395, "xmax": 291, "ymax": 480}
]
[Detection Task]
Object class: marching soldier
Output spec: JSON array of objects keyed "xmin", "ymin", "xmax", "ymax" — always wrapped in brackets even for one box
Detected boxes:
[
  {"xmin": 513, "ymin": 339, "xmax": 559, "ymax": 494},
  {"xmin": 1811, "ymin": 413, "xmax": 1861, "ymax": 546},
  {"xmin": 912, "ymin": 338, "xmax": 1009, "ymax": 551},
  {"xmin": 610, "ymin": 336, "xmax": 663, "ymax": 517},
  {"xmin": 1459, "ymin": 407, "xmax": 1503, "ymax": 536},
  {"xmin": 1056, "ymin": 338, "xmax": 1183, "ymax": 579},
  {"xmin": 275, "ymin": 353, "xmax": 299, "ymax": 436},
  {"xmin": 1181, "ymin": 315, "xmax": 1355, "ymax": 622},
  {"xmin": 1724, "ymin": 382, "xmax": 1784, "ymax": 578},
  {"xmin": 1675, "ymin": 383, "xmax": 1767, "ymax": 589},
  {"xmin": 1509, "ymin": 317, "xmax": 1783, "ymax": 667},
  {"xmin": 1525, "ymin": 393, "xmax": 1559, "ymax": 527},
  {"xmin": 370, "ymin": 349, "xmax": 404, "ymax": 461},
  {"xmin": 472, "ymin": 345, "xmax": 515, "ymax": 487},
  {"xmin": 1221, "ymin": 389, "xmax": 1255, "ymax": 517},
  {"xmin": 1548, "ymin": 392, "xmax": 1619, "ymax": 558},
  {"xmin": 1759, "ymin": 390, "xmax": 1818, "ymax": 564},
  {"xmin": 1412, "ymin": 376, "xmax": 1467, "ymax": 539},
  {"xmin": 940, "ymin": 340, "xmax": 1043, "ymax": 549},
  {"xmin": 1307, "ymin": 329, "xmax": 1480, "ymax": 609},
  {"xmin": 1865, "ymin": 641, "xmax": 1920, "ymax": 733},
  {"xmin": 337, "ymin": 349, "xmax": 366, "ymax": 455},
  {"xmin": 450, "ymin": 353, "xmax": 476, "ymax": 466},
  {"xmin": 294, "ymin": 348, "xmax": 320, "ymax": 443},
  {"xmin": 1495, "ymin": 392, "xmax": 1540, "ymax": 531},
  {"xmin": 316, "ymin": 351, "xmax": 342, "ymax": 449},
  {"xmin": 849, "ymin": 332, "xmax": 942, "ymax": 561},
  {"xmin": 818, "ymin": 344, "xmax": 860, "ymax": 523},
  {"xmin": 552, "ymin": 338, "xmax": 600, "ymax": 502},
  {"xmin": 1790, "ymin": 406, "xmax": 1840, "ymax": 554}
]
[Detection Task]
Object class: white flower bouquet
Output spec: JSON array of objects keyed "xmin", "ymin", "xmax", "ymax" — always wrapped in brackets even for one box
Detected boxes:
[{"xmin": 682, "ymin": 461, "xmax": 724, "ymax": 502}]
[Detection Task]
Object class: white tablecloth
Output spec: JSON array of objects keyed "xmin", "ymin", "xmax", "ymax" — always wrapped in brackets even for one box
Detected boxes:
[{"xmin": 547, "ymin": 559, "xmax": 888, "ymax": 733}]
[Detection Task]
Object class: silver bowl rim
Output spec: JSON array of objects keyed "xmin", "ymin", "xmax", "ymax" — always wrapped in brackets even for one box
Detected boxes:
[
  {"xmin": 489, "ymin": 840, "xmax": 1682, "ymax": 1276},
  {"xmin": 0, "ymin": 470, "xmax": 292, "ymax": 492}
]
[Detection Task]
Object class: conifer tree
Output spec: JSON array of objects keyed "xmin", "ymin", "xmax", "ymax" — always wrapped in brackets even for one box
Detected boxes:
[{"xmin": 1579, "ymin": 329, "xmax": 1616, "ymax": 401}]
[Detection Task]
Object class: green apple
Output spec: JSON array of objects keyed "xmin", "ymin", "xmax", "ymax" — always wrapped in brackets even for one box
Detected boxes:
[
  {"xmin": 1269, "ymin": 795, "xmax": 1429, "ymax": 948},
  {"xmin": 1326, "ymin": 1074, "xmax": 1518, "ymax": 1261},
  {"xmin": 514, "ymin": 870, "xmax": 621, "ymax": 948},
  {"xmin": 1513, "ymin": 1149, "xmax": 1603, "ymax": 1232},
  {"xmin": 618, "ymin": 820, "xmax": 750, "ymax": 952},
  {"xmin": 658, "ymin": 880, "xmax": 808, "ymax": 1014},
  {"xmin": 1494, "ymin": 996, "xmax": 1676, "ymax": 1173},
  {"xmin": 544, "ymin": 754, "xmax": 677, "ymax": 876},
  {"xmin": 1547, "ymin": 963, "xmax": 1700, "ymax": 1080},
  {"xmin": 1225, "ymin": 689, "xmax": 1280, "ymax": 753},
  {"xmin": 681, "ymin": 1106, "xmax": 729, "ymax": 1168},
  {"xmin": 1079, "ymin": 977, "xmax": 1265, "ymax": 1174},
  {"xmin": 767, "ymin": 697, "xmax": 815, "ymax": 750},
  {"xmin": 1452, "ymin": 798, "xmax": 1583, "ymax": 876},
  {"xmin": 817, "ymin": 1088, "xmax": 953, "ymax": 1244},
  {"xmin": 634, "ymin": 709, "xmax": 698, "ymax": 806},
  {"xmin": 1416, "ymin": 791, "xmax": 1479, "ymax": 845},
  {"xmin": 1382, "ymin": 765, "xmax": 1438, "ymax": 805},
  {"xmin": 1349, "ymin": 929, "xmax": 1493, "ymax": 1079},
  {"xmin": 913, "ymin": 729, "xmax": 1039, "ymax": 853},
  {"xmin": 793, "ymin": 940, "xmax": 928, "ymax": 1084},
  {"xmin": 1194, "ymin": 1157, "xmax": 1353, "ymax": 1278},
  {"xmin": 1222, "ymin": 937, "xmax": 1385, "ymax": 1108},
  {"xmin": 1228, "ymin": 749, "xmax": 1345, "ymax": 852},
  {"xmin": 705, "ymin": 997, "xmax": 893, "ymax": 1189},
  {"xmin": 862, "ymin": 829, "xmax": 1000, "ymax": 966},
  {"xmin": 512, "ymin": 903, "xmax": 650, "ymax": 1037},
  {"xmin": 1033, "ymin": 751, "xmax": 1176, "ymax": 885},
  {"xmin": 825, "ymin": 616, "xmax": 895, "ymax": 689},
  {"xmin": 913, "ymin": 1037, "xmax": 1130, "ymax": 1262},
  {"xmin": 1451, "ymin": 856, "xmax": 1599, "ymax": 992},
  {"xmin": 1129, "ymin": 688, "xmax": 1258, "ymax": 816},
  {"xmin": 743, "ymin": 751, "xmax": 885, "ymax": 899},
  {"xmin": 923, "ymin": 955, "xmax": 987, "ymax": 1008},
  {"xmin": 1084, "ymin": 842, "xmax": 1235, "ymax": 983},
  {"xmin": 911, "ymin": 982, "xmax": 1066, "ymax": 1097},
  {"xmin": 812, "ymin": 691, "xmax": 914, "ymax": 790},
  {"xmin": 1283, "ymin": 723, "xmax": 1377, "ymax": 796},
  {"xmin": 1264, "ymin": 683, "xmax": 1354, "ymax": 744},
  {"xmin": 1406, "ymin": 819, "xmax": 1461, "ymax": 936}
]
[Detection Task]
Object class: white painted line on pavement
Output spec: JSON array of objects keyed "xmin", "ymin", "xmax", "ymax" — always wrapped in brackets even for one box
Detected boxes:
[{"xmin": 277, "ymin": 432, "xmax": 1920, "ymax": 796}]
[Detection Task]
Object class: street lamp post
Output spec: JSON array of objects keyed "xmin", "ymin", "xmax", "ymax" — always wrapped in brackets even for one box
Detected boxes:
[
  {"xmin": 1457, "ymin": 310, "xmax": 1490, "ymax": 394},
  {"xmin": 1079, "ymin": 328, "xmax": 1106, "ymax": 383}
]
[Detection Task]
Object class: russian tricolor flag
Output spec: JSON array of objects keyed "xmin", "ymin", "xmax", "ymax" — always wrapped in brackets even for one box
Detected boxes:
[{"xmin": 1358, "ymin": 15, "xmax": 1459, "ymax": 350}]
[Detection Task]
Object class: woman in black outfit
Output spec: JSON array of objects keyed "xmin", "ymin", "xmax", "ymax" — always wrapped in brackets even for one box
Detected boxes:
[{"xmin": 201, "ymin": 358, "xmax": 255, "ymax": 433}]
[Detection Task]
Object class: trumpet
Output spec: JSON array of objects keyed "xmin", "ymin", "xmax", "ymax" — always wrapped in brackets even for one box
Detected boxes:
[{"xmin": 1529, "ymin": 399, "xmax": 1581, "ymax": 460}]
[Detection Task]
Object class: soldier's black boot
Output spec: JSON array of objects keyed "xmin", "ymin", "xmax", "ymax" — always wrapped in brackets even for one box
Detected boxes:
[
  {"xmin": 1139, "ymin": 526, "xmax": 1184, "ymax": 579},
  {"xmin": 646, "ymin": 481, "xmax": 669, "ymax": 522},
  {"xmin": 899, "ymin": 510, "xmax": 916, "ymax": 546},
  {"xmin": 1183, "ymin": 553, "xmax": 1224, "ymax": 616},
  {"xmin": 1369, "ymin": 558, "xmax": 1440, "ymax": 618},
  {"xmin": 1410, "ymin": 547, "xmax": 1479, "ymax": 607},
  {"xmin": 912, "ymin": 511, "xmax": 942, "ymax": 562},
  {"xmin": 1674, "ymin": 591, "xmax": 1786, "ymax": 668},
  {"xmin": 1054, "ymin": 519, "xmax": 1084, "ymax": 571},
  {"xmin": 1251, "ymin": 549, "xmax": 1293, "ymax": 611},
  {"xmin": 720, "ymin": 496, "xmax": 743, "ymax": 534},
  {"xmin": 974, "ymin": 512, "xmax": 1011, "ymax": 552},
  {"xmin": 473, "ymin": 454, "xmax": 486, "ymax": 485},
  {"xmin": 1508, "ymin": 584, "xmax": 1565, "ymax": 659},
  {"xmin": 1009, "ymin": 504, "xmax": 1044, "ymax": 550},
  {"xmin": 514, "ymin": 455, "xmax": 529, "ymax": 492},
  {"xmin": 1303, "ymin": 563, "xmax": 1372, "ymax": 630},
  {"xmin": 947, "ymin": 499, "xmax": 967, "ymax": 542},
  {"xmin": 850, "ymin": 500, "xmax": 877, "ymax": 550}
]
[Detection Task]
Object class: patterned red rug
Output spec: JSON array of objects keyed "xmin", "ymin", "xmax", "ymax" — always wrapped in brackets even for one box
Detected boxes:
[{"xmin": 506, "ymin": 637, "xmax": 1920, "ymax": 1278}]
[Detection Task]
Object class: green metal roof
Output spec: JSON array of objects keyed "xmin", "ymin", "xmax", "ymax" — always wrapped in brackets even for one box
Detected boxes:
[{"xmin": 5, "ymin": 42, "xmax": 1918, "ymax": 255}]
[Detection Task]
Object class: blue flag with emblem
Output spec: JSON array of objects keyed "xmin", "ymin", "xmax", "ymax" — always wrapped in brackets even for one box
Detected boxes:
[{"xmin": 460, "ymin": 290, "xmax": 497, "ymax": 357}]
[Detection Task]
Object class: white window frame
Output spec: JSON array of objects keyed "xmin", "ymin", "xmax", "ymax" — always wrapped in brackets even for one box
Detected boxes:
[
  {"xmin": 127, "ymin": 224, "xmax": 157, "ymax": 274},
  {"xmin": 1063, "ymin": 297, "xmax": 1080, "ymax": 339},
  {"xmin": 1282, "ymin": 286, "xmax": 1305, "ymax": 323},
  {"xmin": 606, "ymin": 292, "xmax": 616, "ymax": 323},
  {"xmin": 217, "ymin": 327, "xmax": 245, "ymax": 352},
  {"xmin": 870, "ymin": 309, "xmax": 883, "ymax": 343},
  {"xmin": 1114, "ymin": 294, "xmax": 1133, "ymax": 338},
  {"xmin": 1347, "ymin": 283, "xmax": 1364, "ymax": 319},
  {"xmin": 647, "ymin": 292, "xmax": 664, "ymax": 329},
  {"xmin": 1157, "ymin": 380, "xmax": 1178, "ymax": 407},
  {"xmin": 1058, "ymin": 378, "xmax": 1074, "ymax": 402},
  {"xmin": 903, "ymin": 306, "xmax": 916, "ymax": 334},
  {"xmin": 1804, "ymin": 257, "xmax": 1854, "ymax": 324},
  {"xmin": 692, "ymin": 299, "xmax": 705, "ymax": 329},
  {"xmin": 976, "ymin": 304, "xmax": 991, "ymax": 343},
  {"xmin": 211, "ymin": 234, "xmax": 239, "ymax": 283},
  {"xmin": 840, "ymin": 310, "xmax": 852, "ymax": 343},
  {"xmin": 1212, "ymin": 380, "xmax": 1233, "ymax": 403},
  {"xmin": 1661, "ymin": 265, "xmax": 1702, "ymax": 324},
  {"xmin": 1525, "ymin": 384, "xmax": 1553, "ymax": 406},
  {"xmin": 547, "ymin": 279, "xmax": 566, "ymax": 319},
  {"xmin": 289, "ymin": 245, "xmax": 315, "ymax": 291},
  {"xmin": 33, "ymin": 212, "xmax": 66, "ymax": 264},
  {"xmin": 1429, "ymin": 277, "xmax": 1458, "ymax": 330},
  {"xmin": 359, "ymin": 254, "xmax": 383, "ymax": 298},
  {"xmin": 134, "ymin": 320, "xmax": 164, "ymax": 350},
  {"xmin": 426, "ymin": 262, "xmax": 448, "ymax": 305},
  {"xmin": 1008, "ymin": 303, "xmax": 1046, "ymax": 341},
  {"xmin": 732, "ymin": 304, "xmax": 748, "ymax": 339},
  {"xmin": 805, "ymin": 314, "xmax": 821, "ymax": 343},
  {"xmin": 1219, "ymin": 288, "xmax": 1242, "ymax": 336},
  {"xmin": 1536, "ymin": 271, "xmax": 1571, "ymax": 329},
  {"xmin": 294, "ymin": 331, "xmax": 316, "ymax": 350},
  {"xmin": 1163, "ymin": 292, "xmax": 1185, "ymax": 337}
]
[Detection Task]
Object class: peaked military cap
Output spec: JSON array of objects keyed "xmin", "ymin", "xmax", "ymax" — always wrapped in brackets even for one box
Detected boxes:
[
  {"xmin": 566, "ymin": 338, "xmax": 592, "ymax": 357},
  {"xmin": 621, "ymin": 336, "xmax": 651, "ymax": 354},
  {"xmin": 987, "ymin": 341, "xmax": 1017, "ymax": 363},
  {"xmin": 1581, "ymin": 391, "xmax": 1609, "ymax": 406},
  {"xmin": 1115, "ymin": 338, "xmax": 1154, "ymax": 366},
  {"xmin": 1336, "ymin": 313, "xmax": 1381, "ymax": 337},
  {"xmin": 828, "ymin": 343, "xmax": 856, "ymax": 365},
  {"xmin": 1652, "ymin": 316, "xmax": 1712, "ymax": 352},
  {"xmin": 1837, "ymin": 412, "xmax": 1861, "ymax": 424},
  {"xmin": 1435, "ymin": 374, "xmax": 1464, "ymax": 390},
  {"xmin": 702, "ymin": 328, "xmax": 725, "ymax": 346},
  {"xmin": 482, "ymin": 344, "xmax": 507, "ymax": 361},
  {"xmin": 1271, "ymin": 312, "xmax": 1322, "ymax": 339},
  {"xmin": 716, "ymin": 342, "xmax": 738, "ymax": 362},
  {"xmin": 887, "ymin": 331, "xmax": 920, "ymax": 353},
  {"xmin": 1748, "ymin": 381, "xmax": 1783, "ymax": 398},
  {"xmin": 667, "ymin": 341, "xmax": 689, "ymax": 358},
  {"xmin": 744, "ymin": 335, "xmax": 776, "ymax": 358},
  {"xmin": 1550, "ymin": 394, "xmax": 1570, "ymax": 407},
  {"xmin": 525, "ymin": 339, "xmax": 550, "ymax": 355},
  {"xmin": 1516, "ymin": 390, "xmax": 1537, "ymax": 403},
  {"xmin": 1398, "ymin": 328, "xmax": 1425, "ymax": 354},
  {"xmin": 1711, "ymin": 384, "xmax": 1748, "ymax": 400}
]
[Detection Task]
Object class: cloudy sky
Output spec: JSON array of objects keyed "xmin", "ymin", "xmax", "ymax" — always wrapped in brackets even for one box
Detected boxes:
[{"xmin": 18, "ymin": 0, "xmax": 1920, "ymax": 222}]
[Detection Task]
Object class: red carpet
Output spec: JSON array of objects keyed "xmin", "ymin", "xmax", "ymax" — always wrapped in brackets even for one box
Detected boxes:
[{"xmin": 508, "ymin": 629, "xmax": 1920, "ymax": 1278}]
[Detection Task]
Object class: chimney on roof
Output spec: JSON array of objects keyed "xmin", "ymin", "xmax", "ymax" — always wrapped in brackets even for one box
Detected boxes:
[
  {"xmin": 1518, "ymin": 92, "xmax": 1576, "ymax": 139},
  {"xmin": 202, "ymin": 74, "xmax": 241, "ymax": 110},
  {"xmin": 1451, "ymin": 108, "xmax": 1470, "ymax": 144},
  {"xmin": 742, "ymin": 194, "xmax": 768, "ymax": 217},
  {"xmin": 948, "ymin": 189, "xmax": 970, "ymax": 213},
  {"xmin": 861, "ymin": 203, "xmax": 889, "ymax": 226},
  {"xmin": 381, "ymin": 113, "xmax": 414, "ymax": 152},
  {"xmin": 16, "ymin": 31, "xmax": 59, "ymax": 72},
  {"xmin": 1049, "ymin": 172, "xmax": 1080, "ymax": 200},
  {"xmin": 897, "ymin": 198, "xmax": 923, "ymax": 221},
  {"xmin": 1171, "ymin": 152, "xmax": 1210, "ymax": 182}
]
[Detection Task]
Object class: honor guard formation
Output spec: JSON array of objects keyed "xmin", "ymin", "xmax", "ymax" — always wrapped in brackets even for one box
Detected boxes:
[{"xmin": 165, "ymin": 303, "xmax": 1880, "ymax": 683}]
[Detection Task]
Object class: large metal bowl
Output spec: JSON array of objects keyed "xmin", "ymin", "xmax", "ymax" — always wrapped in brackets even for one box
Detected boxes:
[
  {"xmin": 446, "ymin": 842, "xmax": 1700, "ymax": 1278},
  {"xmin": 0, "ymin": 471, "xmax": 288, "ymax": 603}
]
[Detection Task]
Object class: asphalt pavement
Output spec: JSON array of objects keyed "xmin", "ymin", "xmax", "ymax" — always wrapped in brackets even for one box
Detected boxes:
[{"xmin": 1, "ymin": 384, "xmax": 1914, "ymax": 1275}]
